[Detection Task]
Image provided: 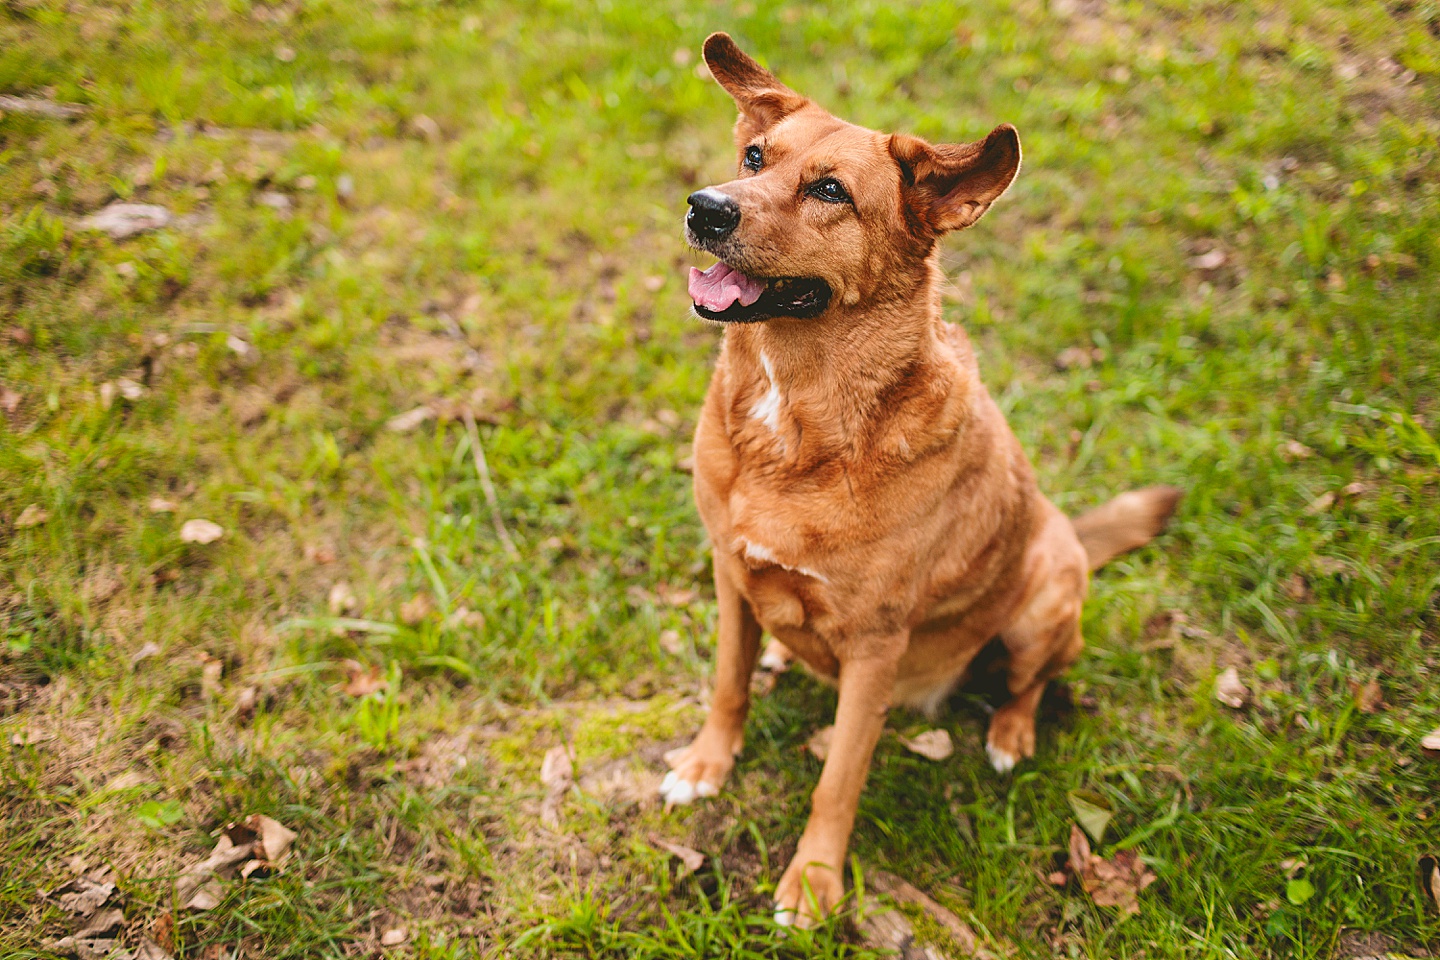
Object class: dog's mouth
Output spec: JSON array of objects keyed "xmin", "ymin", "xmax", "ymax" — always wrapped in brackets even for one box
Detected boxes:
[{"xmin": 687, "ymin": 261, "xmax": 832, "ymax": 323}]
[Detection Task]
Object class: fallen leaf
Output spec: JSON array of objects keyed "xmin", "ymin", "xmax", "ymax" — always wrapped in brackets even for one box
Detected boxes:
[
  {"xmin": 1286, "ymin": 876, "xmax": 1315, "ymax": 905},
  {"xmin": 386, "ymin": 405, "xmax": 433, "ymax": 432},
  {"xmin": 1421, "ymin": 855, "xmax": 1439, "ymax": 913},
  {"xmin": 380, "ymin": 927, "xmax": 408, "ymax": 946},
  {"xmin": 399, "ymin": 593, "xmax": 432, "ymax": 625},
  {"xmin": 50, "ymin": 876, "xmax": 116, "ymax": 917},
  {"xmin": 184, "ymin": 878, "xmax": 224, "ymax": 912},
  {"xmin": 1348, "ymin": 679, "xmax": 1384, "ymax": 714},
  {"xmin": 856, "ymin": 905, "xmax": 937, "ymax": 960},
  {"xmin": 136, "ymin": 937, "xmax": 174, "ymax": 960},
  {"xmin": 1188, "ymin": 248, "xmax": 1227, "ymax": 270},
  {"xmin": 1279, "ymin": 439, "xmax": 1315, "ymax": 460},
  {"xmin": 179, "ymin": 519, "xmax": 224, "ymax": 544},
  {"xmin": 1, "ymin": 388, "xmax": 21, "ymax": 413},
  {"xmin": 131, "ymin": 642, "xmax": 162, "ymax": 668},
  {"xmin": 116, "ymin": 378, "xmax": 144, "ymax": 401},
  {"xmin": 658, "ymin": 629, "xmax": 683, "ymax": 655},
  {"xmin": 341, "ymin": 660, "xmax": 385, "ymax": 697},
  {"xmin": 149, "ymin": 913, "xmax": 176, "ymax": 955},
  {"xmin": 257, "ymin": 190, "xmax": 291, "ymax": 212},
  {"xmin": 235, "ymin": 686, "xmax": 259, "ymax": 721},
  {"xmin": 540, "ymin": 745, "xmax": 573, "ymax": 828},
  {"xmin": 655, "ymin": 583, "xmax": 698, "ymax": 607},
  {"xmin": 327, "ymin": 581, "xmax": 357, "ymax": 615},
  {"xmin": 869, "ymin": 870, "xmax": 978, "ymax": 955},
  {"xmin": 899, "ymin": 729, "xmax": 954, "ymax": 761},
  {"xmin": 1422, "ymin": 726, "xmax": 1440, "ymax": 755},
  {"xmin": 15, "ymin": 504, "xmax": 49, "ymax": 528},
  {"xmin": 148, "ymin": 498, "xmax": 178, "ymax": 513},
  {"xmin": 806, "ymin": 725, "xmax": 834, "ymax": 761},
  {"xmin": 652, "ymin": 837, "xmax": 705, "ymax": 876},
  {"xmin": 75, "ymin": 906, "xmax": 125, "ymax": 939},
  {"xmin": 1215, "ymin": 666, "xmax": 1248, "ymax": 709},
  {"xmin": 81, "ymin": 202, "xmax": 171, "ymax": 239},
  {"xmin": 1066, "ymin": 789, "xmax": 1115, "ymax": 844},
  {"xmin": 1279, "ymin": 858, "xmax": 1307, "ymax": 878},
  {"xmin": 1067, "ymin": 824, "xmax": 1157, "ymax": 916},
  {"xmin": 241, "ymin": 814, "xmax": 297, "ymax": 865},
  {"xmin": 1305, "ymin": 491, "xmax": 1336, "ymax": 515},
  {"xmin": 175, "ymin": 834, "xmax": 254, "ymax": 908}
]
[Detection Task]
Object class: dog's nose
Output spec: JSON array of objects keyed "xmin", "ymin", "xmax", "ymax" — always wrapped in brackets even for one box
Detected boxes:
[{"xmin": 686, "ymin": 187, "xmax": 740, "ymax": 240}]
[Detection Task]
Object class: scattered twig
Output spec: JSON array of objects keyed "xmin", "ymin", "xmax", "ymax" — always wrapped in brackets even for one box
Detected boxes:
[
  {"xmin": 462, "ymin": 408, "xmax": 519, "ymax": 559},
  {"xmin": 0, "ymin": 94, "xmax": 88, "ymax": 118}
]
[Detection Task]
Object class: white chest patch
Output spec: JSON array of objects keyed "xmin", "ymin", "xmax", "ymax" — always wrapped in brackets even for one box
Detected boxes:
[
  {"xmin": 748, "ymin": 350, "xmax": 784, "ymax": 438},
  {"xmin": 736, "ymin": 536, "xmax": 830, "ymax": 583}
]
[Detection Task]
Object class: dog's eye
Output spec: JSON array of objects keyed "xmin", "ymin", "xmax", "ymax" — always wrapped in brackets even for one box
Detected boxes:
[
  {"xmin": 810, "ymin": 178, "xmax": 850, "ymax": 204},
  {"xmin": 743, "ymin": 145, "xmax": 763, "ymax": 171}
]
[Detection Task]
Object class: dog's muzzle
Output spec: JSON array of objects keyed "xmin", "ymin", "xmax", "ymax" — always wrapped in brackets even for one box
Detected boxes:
[{"xmin": 686, "ymin": 187, "xmax": 740, "ymax": 241}]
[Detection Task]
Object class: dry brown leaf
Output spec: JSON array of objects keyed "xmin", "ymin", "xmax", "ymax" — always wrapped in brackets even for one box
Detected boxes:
[
  {"xmin": 380, "ymin": 927, "xmax": 408, "ymax": 946},
  {"xmin": 1421, "ymin": 855, "xmax": 1439, "ymax": 913},
  {"xmin": 1279, "ymin": 439, "xmax": 1315, "ymax": 460},
  {"xmin": 1305, "ymin": 491, "xmax": 1336, "ymax": 515},
  {"xmin": 50, "ymin": 876, "xmax": 115, "ymax": 917},
  {"xmin": 179, "ymin": 519, "xmax": 224, "ymax": 544},
  {"xmin": 857, "ymin": 905, "xmax": 940, "ymax": 960},
  {"xmin": 899, "ymin": 729, "xmax": 954, "ymax": 761},
  {"xmin": 175, "ymin": 833, "xmax": 254, "ymax": 907},
  {"xmin": 1349, "ymin": 679, "xmax": 1384, "ymax": 714},
  {"xmin": 1423, "ymin": 726, "xmax": 1440, "ymax": 755},
  {"xmin": 327, "ymin": 581, "xmax": 357, "ymax": 615},
  {"xmin": 81, "ymin": 202, "xmax": 171, "ymax": 239},
  {"xmin": 1, "ymin": 388, "xmax": 21, "ymax": 413},
  {"xmin": 1067, "ymin": 824, "xmax": 1157, "ymax": 915},
  {"xmin": 658, "ymin": 629, "xmax": 683, "ymax": 655},
  {"xmin": 75, "ymin": 906, "xmax": 126, "ymax": 939},
  {"xmin": 386, "ymin": 406, "xmax": 433, "ymax": 432},
  {"xmin": 399, "ymin": 593, "xmax": 432, "ymax": 625},
  {"xmin": 1215, "ymin": 666, "xmax": 1248, "ymax": 709},
  {"xmin": 806, "ymin": 725, "xmax": 835, "ymax": 762},
  {"xmin": 341, "ymin": 660, "xmax": 385, "ymax": 697},
  {"xmin": 136, "ymin": 937, "xmax": 174, "ymax": 960},
  {"xmin": 1188, "ymin": 248, "xmax": 1227, "ymax": 270},
  {"xmin": 540, "ymin": 745, "xmax": 574, "ymax": 828},
  {"xmin": 131, "ymin": 642, "xmax": 162, "ymax": 668},
  {"xmin": 652, "ymin": 837, "xmax": 705, "ymax": 876},
  {"xmin": 147, "ymin": 498, "xmax": 177, "ymax": 513},
  {"xmin": 655, "ymin": 583, "xmax": 698, "ymax": 607},
  {"xmin": 15, "ymin": 504, "xmax": 49, "ymax": 528}
]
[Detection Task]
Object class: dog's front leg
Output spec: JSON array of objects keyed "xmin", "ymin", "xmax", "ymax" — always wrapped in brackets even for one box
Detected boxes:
[
  {"xmin": 661, "ymin": 557, "xmax": 761, "ymax": 806},
  {"xmin": 774, "ymin": 640, "xmax": 902, "ymax": 928}
]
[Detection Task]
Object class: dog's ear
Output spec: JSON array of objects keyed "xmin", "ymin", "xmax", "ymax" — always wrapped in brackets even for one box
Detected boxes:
[
  {"xmin": 889, "ymin": 124, "xmax": 1021, "ymax": 234},
  {"xmin": 703, "ymin": 32, "xmax": 807, "ymax": 139}
]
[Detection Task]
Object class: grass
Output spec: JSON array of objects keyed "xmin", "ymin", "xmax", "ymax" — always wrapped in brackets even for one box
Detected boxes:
[{"xmin": 2, "ymin": 0, "xmax": 1438, "ymax": 956}]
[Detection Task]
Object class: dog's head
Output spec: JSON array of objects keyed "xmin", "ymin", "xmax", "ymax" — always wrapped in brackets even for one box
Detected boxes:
[{"xmin": 685, "ymin": 33, "xmax": 1021, "ymax": 324}]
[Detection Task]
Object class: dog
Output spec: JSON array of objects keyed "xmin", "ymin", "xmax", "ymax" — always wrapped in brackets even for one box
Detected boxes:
[{"xmin": 660, "ymin": 33, "xmax": 1181, "ymax": 927}]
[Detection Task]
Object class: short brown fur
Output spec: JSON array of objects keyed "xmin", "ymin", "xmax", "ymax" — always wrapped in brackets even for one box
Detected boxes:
[{"xmin": 663, "ymin": 33, "xmax": 1181, "ymax": 926}]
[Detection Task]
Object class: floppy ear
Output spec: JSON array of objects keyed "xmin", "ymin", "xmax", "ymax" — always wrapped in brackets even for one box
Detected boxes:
[
  {"xmin": 889, "ymin": 124, "xmax": 1021, "ymax": 234},
  {"xmin": 703, "ymin": 32, "xmax": 808, "ymax": 141}
]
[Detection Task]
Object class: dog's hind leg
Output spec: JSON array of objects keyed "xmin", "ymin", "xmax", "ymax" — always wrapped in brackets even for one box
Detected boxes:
[{"xmin": 986, "ymin": 507, "xmax": 1087, "ymax": 773}]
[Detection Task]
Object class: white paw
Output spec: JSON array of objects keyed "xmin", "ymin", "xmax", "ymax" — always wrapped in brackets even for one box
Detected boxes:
[
  {"xmin": 659, "ymin": 771, "xmax": 716, "ymax": 807},
  {"xmin": 773, "ymin": 903, "xmax": 796, "ymax": 927},
  {"xmin": 986, "ymin": 742, "xmax": 1017, "ymax": 774},
  {"xmin": 759, "ymin": 642, "xmax": 791, "ymax": 674}
]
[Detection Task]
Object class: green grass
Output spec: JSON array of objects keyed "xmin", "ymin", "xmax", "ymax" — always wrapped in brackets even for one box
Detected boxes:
[{"xmin": 2, "ymin": 0, "xmax": 1439, "ymax": 957}]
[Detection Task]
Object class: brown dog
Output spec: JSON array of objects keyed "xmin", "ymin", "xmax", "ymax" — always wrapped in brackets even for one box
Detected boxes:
[{"xmin": 660, "ymin": 33, "xmax": 1180, "ymax": 927}]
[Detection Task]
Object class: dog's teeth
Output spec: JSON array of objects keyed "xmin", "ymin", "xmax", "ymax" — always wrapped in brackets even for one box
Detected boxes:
[{"xmin": 986, "ymin": 743, "xmax": 1017, "ymax": 774}]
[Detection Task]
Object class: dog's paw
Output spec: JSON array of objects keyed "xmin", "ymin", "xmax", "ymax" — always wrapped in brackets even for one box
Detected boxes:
[
  {"xmin": 985, "ymin": 711, "xmax": 1035, "ymax": 775},
  {"xmin": 758, "ymin": 638, "xmax": 794, "ymax": 674},
  {"xmin": 773, "ymin": 853, "xmax": 844, "ymax": 929},
  {"xmin": 985, "ymin": 741, "xmax": 1018, "ymax": 774},
  {"xmin": 659, "ymin": 741, "xmax": 733, "ymax": 808}
]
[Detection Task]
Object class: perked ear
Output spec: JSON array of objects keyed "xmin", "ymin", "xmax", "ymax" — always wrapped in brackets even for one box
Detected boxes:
[
  {"xmin": 703, "ymin": 32, "xmax": 808, "ymax": 140},
  {"xmin": 889, "ymin": 124, "xmax": 1022, "ymax": 234}
]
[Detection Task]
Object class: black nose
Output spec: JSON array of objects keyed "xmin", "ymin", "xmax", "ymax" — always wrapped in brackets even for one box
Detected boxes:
[{"xmin": 687, "ymin": 188, "xmax": 740, "ymax": 240}]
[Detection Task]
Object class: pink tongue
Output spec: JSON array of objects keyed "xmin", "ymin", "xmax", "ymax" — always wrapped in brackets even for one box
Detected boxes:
[{"xmin": 687, "ymin": 262, "xmax": 765, "ymax": 312}]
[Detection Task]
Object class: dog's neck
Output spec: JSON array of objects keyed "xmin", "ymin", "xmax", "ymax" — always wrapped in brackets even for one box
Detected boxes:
[{"xmin": 719, "ymin": 255, "xmax": 976, "ymax": 465}]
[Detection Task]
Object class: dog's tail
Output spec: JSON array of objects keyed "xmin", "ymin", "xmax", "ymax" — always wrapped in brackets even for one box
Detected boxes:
[{"xmin": 1072, "ymin": 486, "xmax": 1183, "ymax": 572}]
